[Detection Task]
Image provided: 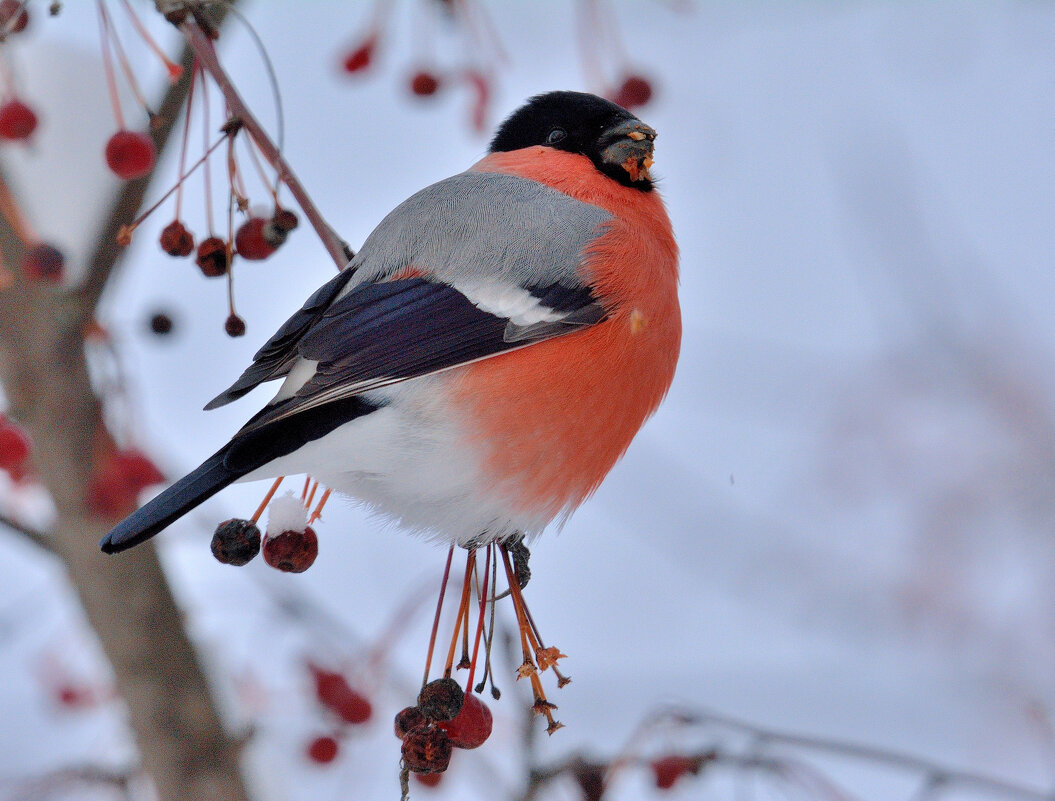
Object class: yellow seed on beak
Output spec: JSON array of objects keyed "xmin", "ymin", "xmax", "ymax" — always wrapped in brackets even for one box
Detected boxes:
[
  {"xmin": 643, "ymin": 156, "xmax": 654, "ymax": 169},
  {"xmin": 627, "ymin": 130, "xmax": 646, "ymax": 141}
]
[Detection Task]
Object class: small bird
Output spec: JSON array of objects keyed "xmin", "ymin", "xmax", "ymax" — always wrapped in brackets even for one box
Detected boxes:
[{"xmin": 101, "ymin": 90, "xmax": 680, "ymax": 554}]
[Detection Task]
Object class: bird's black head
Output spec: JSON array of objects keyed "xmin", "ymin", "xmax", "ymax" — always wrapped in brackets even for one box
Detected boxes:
[{"xmin": 489, "ymin": 91, "xmax": 657, "ymax": 191}]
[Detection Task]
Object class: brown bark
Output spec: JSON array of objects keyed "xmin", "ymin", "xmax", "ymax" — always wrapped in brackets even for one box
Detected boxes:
[{"xmin": 0, "ymin": 19, "xmax": 252, "ymax": 801}]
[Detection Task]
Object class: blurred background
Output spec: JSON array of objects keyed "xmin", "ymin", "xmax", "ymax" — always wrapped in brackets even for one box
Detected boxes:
[{"xmin": 0, "ymin": 1, "xmax": 1052, "ymax": 799}]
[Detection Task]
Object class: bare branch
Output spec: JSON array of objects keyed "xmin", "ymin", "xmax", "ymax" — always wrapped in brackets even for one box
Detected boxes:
[
  {"xmin": 0, "ymin": 511, "xmax": 53, "ymax": 554},
  {"xmin": 179, "ymin": 17, "xmax": 353, "ymax": 271}
]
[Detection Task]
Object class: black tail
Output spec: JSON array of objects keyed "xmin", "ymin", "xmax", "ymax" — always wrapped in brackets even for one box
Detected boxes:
[{"xmin": 100, "ymin": 447, "xmax": 241, "ymax": 554}]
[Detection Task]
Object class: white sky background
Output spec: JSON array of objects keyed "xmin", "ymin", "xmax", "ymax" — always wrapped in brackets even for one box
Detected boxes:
[{"xmin": 0, "ymin": 2, "xmax": 1054, "ymax": 799}]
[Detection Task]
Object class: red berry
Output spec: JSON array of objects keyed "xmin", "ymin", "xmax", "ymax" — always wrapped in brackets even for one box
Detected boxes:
[
  {"xmin": 652, "ymin": 755, "xmax": 702, "ymax": 790},
  {"xmin": 234, "ymin": 217, "xmax": 277, "ymax": 261},
  {"xmin": 0, "ymin": 1, "xmax": 29, "ymax": 33},
  {"xmin": 195, "ymin": 237, "xmax": 229, "ymax": 277},
  {"xmin": 159, "ymin": 220, "xmax": 194, "ymax": 257},
  {"xmin": 394, "ymin": 705, "xmax": 427, "ymax": 739},
  {"xmin": 0, "ymin": 421, "xmax": 30, "ymax": 472},
  {"xmin": 417, "ymin": 677, "xmax": 463, "ymax": 722},
  {"xmin": 0, "ymin": 99, "xmax": 37, "ymax": 140},
  {"xmin": 306, "ymin": 735, "xmax": 339, "ymax": 765},
  {"xmin": 211, "ymin": 518, "xmax": 261, "ymax": 566},
  {"xmin": 410, "ymin": 71, "xmax": 440, "ymax": 97},
  {"xmin": 224, "ymin": 314, "xmax": 246, "ymax": 338},
  {"xmin": 308, "ymin": 664, "xmax": 372, "ymax": 724},
  {"xmin": 612, "ymin": 74, "xmax": 653, "ymax": 109},
  {"xmin": 414, "ymin": 772, "xmax": 443, "ymax": 788},
  {"xmin": 105, "ymin": 130, "xmax": 156, "ymax": 180},
  {"xmin": 112, "ymin": 449, "xmax": 164, "ymax": 492},
  {"xmin": 437, "ymin": 691, "xmax": 491, "ymax": 749},
  {"xmin": 342, "ymin": 35, "xmax": 377, "ymax": 73},
  {"xmin": 262, "ymin": 526, "xmax": 318, "ymax": 572},
  {"xmin": 21, "ymin": 243, "xmax": 64, "ymax": 282},
  {"xmin": 401, "ymin": 725, "xmax": 452, "ymax": 774}
]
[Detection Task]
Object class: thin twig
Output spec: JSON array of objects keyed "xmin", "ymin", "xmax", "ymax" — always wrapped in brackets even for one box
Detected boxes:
[
  {"xmin": 178, "ymin": 19, "xmax": 352, "ymax": 271},
  {"xmin": 0, "ymin": 511, "xmax": 53, "ymax": 554}
]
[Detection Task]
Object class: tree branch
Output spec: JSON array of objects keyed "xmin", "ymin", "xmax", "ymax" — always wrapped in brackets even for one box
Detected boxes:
[
  {"xmin": 0, "ymin": 510, "xmax": 53, "ymax": 554},
  {"xmin": 179, "ymin": 16, "xmax": 353, "ymax": 271}
]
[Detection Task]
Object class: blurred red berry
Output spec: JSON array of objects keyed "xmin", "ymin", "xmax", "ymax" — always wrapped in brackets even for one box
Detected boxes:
[
  {"xmin": 159, "ymin": 220, "xmax": 194, "ymax": 257},
  {"xmin": 113, "ymin": 449, "xmax": 164, "ymax": 492},
  {"xmin": 612, "ymin": 74, "xmax": 653, "ymax": 109},
  {"xmin": 195, "ymin": 237, "xmax": 228, "ymax": 277},
  {"xmin": 86, "ymin": 448, "xmax": 163, "ymax": 519},
  {"xmin": 414, "ymin": 772, "xmax": 443, "ymax": 788},
  {"xmin": 309, "ymin": 663, "xmax": 372, "ymax": 724},
  {"xmin": 21, "ymin": 243, "xmax": 64, "ymax": 282},
  {"xmin": 401, "ymin": 725, "xmax": 452, "ymax": 774},
  {"xmin": 263, "ymin": 526, "xmax": 318, "ymax": 573},
  {"xmin": 652, "ymin": 755, "xmax": 702, "ymax": 790},
  {"xmin": 105, "ymin": 130, "xmax": 156, "ymax": 180},
  {"xmin": 437, "ymin": 691, "xmax": 491, "ymax": 749},
  {"xmin": 342, "ymin": 34, "xmax": 377, "ymax": 73},
  {"xmin": 0, "ymin": 99, "xmax": 37, "ymax": 140},
  {"xmin": 410, "ymin": 71, "xmax": 440, "ymax": 97},
  {"xmin": 235, "ymin": 217, "xmax": 277, "ymax": 261},
  {"xmin": 224, "ymin": 314, "xmax": 246, "ymax": 338},
  {"xmin": 0, "ymin": 0, "xmax": 29, "ymax": 33},
  {"xmin": 306, "ymin": 735, "xmax": 340, "ymax": 765},
  {"xmin": 56, "ymin": 685, "xmax": 93, "ymax": 709},
  {"xmin": 0, "ymin": 419, "xmax": 30, "ymax": 472}
]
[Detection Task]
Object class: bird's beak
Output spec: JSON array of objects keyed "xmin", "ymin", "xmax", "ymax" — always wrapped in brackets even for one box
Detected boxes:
[{"xmin": 599, "ymin": 119, "xmax": 657, "ymax": 184}]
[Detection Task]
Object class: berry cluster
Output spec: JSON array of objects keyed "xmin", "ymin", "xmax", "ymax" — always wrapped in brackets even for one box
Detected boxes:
[
  {"xmin": 395, "ymin": 677, "xmax": 492, "ymax": 776},
  {"xmin": 210, "ymin": 483, "xmax": 327, "ymax": 573},
  {"xmin": 340, "ymin": 0, "xmax": 497, "ymax": 131},
  {"xmin": 302, "ymin": 661, "xmax": 373, "ymax": 767}
]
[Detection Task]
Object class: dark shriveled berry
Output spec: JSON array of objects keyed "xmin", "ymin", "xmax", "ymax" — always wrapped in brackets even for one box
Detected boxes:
[
  {"xmin": 394, "ymin": 705, "xmax": 427, "ymax": 739},
  {"xmin": 401, "ymin": 725, "xmax": 452, "ymax": 774},
  {"xmin": 210, "ymin": 518, "xmax": 261, "ymax": 566},
  {"xmin": 270, "ymin": 207, "xmax": 298, "ymax": 233},
  {"xmin": 149, "ymin": 312, "xmax": 174, "ymax": 336},
  {"xmin": 21, "ymin": 243, "xmax": 64, "ymax": 282},
  {"xmin": 224, "ymin": 314, "xmax": 246, "ymax": 338},
  {"xmin": 262, "ymin": 526, "xmax": 318, "ymax": 572},
  {"xmin": 417, "ymin": 677, "xmax": 463, "ymax": 722},
  {"xmin": 159, "ymin": 220, "xmax": 194, "ymax": 257},
  {"xmin": 195, "ymin": 237, "xmax": 228, "ymax": 277}
]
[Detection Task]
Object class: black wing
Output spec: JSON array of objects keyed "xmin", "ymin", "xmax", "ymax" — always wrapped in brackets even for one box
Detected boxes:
[{"xmin": 211, "ymin": 276, "xmax": 604, "ymax": 432}]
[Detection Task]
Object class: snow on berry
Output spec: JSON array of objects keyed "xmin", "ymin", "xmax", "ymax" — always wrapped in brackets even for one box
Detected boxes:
[
  {"xmin": 105, "ymin": 131, "xmax": 156, "ymax": 180},
  {"xmin": 267, "ymin": 492, "xmax": 308, "ymax": 536},
  {"xmin": 0, "ymin": 99, "xmax": 38, "ymax": 141}
]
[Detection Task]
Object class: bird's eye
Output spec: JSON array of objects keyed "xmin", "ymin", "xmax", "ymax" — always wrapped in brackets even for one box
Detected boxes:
[{"xmin": 546, "ymin": 128, "xmax": 567, "ymax": 145}]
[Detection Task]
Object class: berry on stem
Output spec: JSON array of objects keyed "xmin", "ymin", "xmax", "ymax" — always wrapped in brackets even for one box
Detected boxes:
[
  {"xmin": 262, "ymin": 526, "xmax": 318, "ymax": 573},
  {"xmin": 0, "ymin": 419, "xmax": 30, "ymax": 473},
  {"xmin": 342, "ymin": 34, "xmax": 377, "ymax": 73},
  {"xmin": 159, "ymin": 220, "xmax": 194, "ymax": 257},
  {"xmin": 394, "ymin": 705, "xmax": 427, "ymax": 739},
  {"xmin": 195, "ymin": 237, "xmax": 229, "ymax": 277},
  {"xmin": 417, "ymin": 677, "xmax": 463, "ymax": 722},
  {"xmin": 0, "ymin": 99, "xmax": 38, "ymax": 141},
  {"xmin": 224, "ymin": 314, "xmax": 246, "ymax": 338},
  {"xmin": 235, "ymin": 217, "xmax": 278, "ymax": 261},
  {"xmin": 210, "ymin": 518, "xmax": 261, "ymax": 566},
  {"xmin": 437, "ymin": 691, "xmax": 491, "ymax": 749},
  {"xmin": 306, "ymin": 735, "xmax": 340, "ymax": 765},
  {"xmin": 105, "ymin": 130, "xmax": 156, "ymax": 180},
  {"xmin": 401, "ymin": 725, "xmax": 452, "ymax": 774}
]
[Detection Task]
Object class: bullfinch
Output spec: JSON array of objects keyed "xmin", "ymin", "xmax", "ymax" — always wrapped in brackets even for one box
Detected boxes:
[{"xmin": 101, "ymin": 90, "xmax": 680, "ymax": 554}]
